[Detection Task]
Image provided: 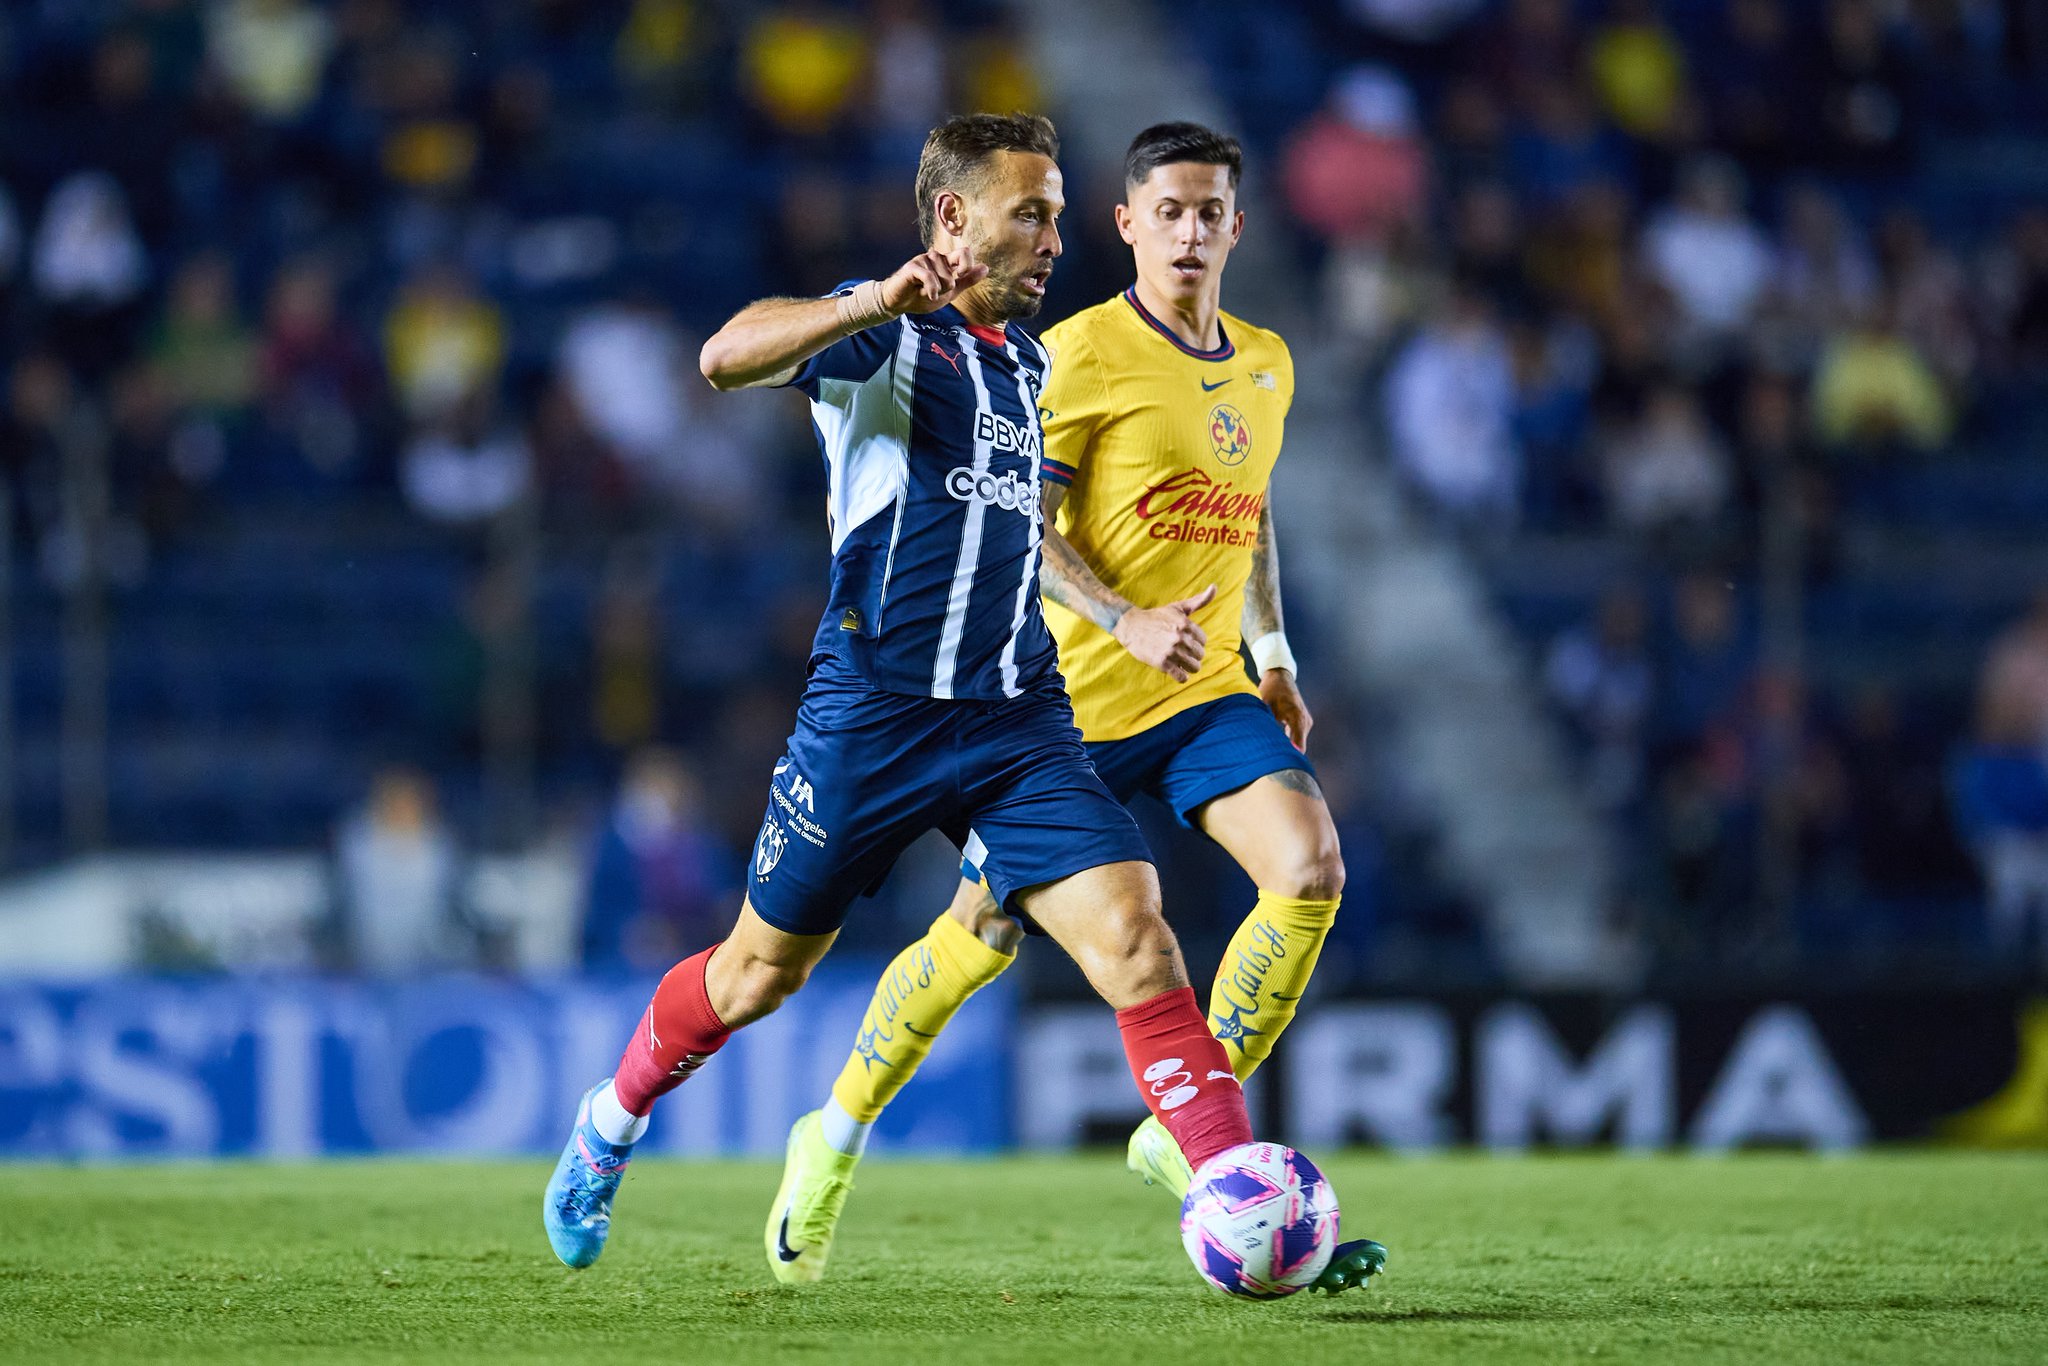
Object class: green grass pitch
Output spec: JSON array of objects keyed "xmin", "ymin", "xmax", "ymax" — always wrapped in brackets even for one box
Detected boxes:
[{"xmin": 2, "ymin": 1152, "xmax": 2043, "ymax": 1364}]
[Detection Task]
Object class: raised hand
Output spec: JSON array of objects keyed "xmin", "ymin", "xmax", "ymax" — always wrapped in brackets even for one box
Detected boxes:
[
  {"xmin": 881, "ymin": 245, "xmax": 990, "ymax": 315},
  {"xmin": 1113, "ymin": 584, "xmax": 1217, "ymax": 684}
]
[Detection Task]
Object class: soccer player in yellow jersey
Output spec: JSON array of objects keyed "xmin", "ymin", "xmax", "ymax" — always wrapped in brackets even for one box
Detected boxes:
[{"xmin": 765, "ymin": 123, "xmax": 1383, "ymax": 1294}]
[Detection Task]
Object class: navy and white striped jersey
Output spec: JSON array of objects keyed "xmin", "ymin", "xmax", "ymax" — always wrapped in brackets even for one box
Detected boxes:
[{"xmin": 783, "ymin": 287, "xmax": 1059, "ymax": 701}]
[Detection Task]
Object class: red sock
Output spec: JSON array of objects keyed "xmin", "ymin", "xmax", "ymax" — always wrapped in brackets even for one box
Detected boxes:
[
  {"xmin": 612, "ymin": 945, "xmax": 733, "ymax": 1115},
  {"xmin": 1115, "ymin": 985, "xmax": 1253, "ymax": 1173}
]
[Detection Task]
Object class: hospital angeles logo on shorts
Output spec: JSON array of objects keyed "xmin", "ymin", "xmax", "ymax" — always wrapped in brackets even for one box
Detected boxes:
[
  {"xmin": 754, "ymin": 819, "xmax": 788, "ymax": 880},
  {"xmin": 945, "ymin": 465, "xmax": 1038, "ymax": 519}
]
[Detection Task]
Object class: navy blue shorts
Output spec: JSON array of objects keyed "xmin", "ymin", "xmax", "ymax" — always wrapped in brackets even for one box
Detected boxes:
[
  {"xmin": 959, "ymin": 692, "xmax": 1312, "ymax": 884},
  {"xmin": 747, "ymin": 653, "xmax": 1153, "ymax": 936}
]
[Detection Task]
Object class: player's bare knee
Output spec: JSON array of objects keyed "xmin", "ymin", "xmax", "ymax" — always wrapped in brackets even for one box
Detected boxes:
[
  {"xmin": 1271, "ymin": 844, "xmax": 1345, "ymax": 902},
  {"xmin": 1089, "ymin": 894, "xmax": 1183, "ymax": 1001}
]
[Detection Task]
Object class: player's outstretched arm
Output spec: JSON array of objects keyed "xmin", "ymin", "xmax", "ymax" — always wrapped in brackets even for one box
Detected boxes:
[
  {"xmin": 698, "ymin": 247, "xmax": 989, "ymax": 391},
  {"xmin": 1243, "ymin": 501, "xmax": 1311, "ymax": 750},
  {"xmin": 1038, "ymin": 484, "xmax": 1213, "ymax": 684}
]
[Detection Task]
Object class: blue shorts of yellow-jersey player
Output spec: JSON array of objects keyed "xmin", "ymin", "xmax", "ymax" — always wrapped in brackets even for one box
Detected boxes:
[
  {"xmin": 747, "ymin": 652, "xmax": 1154, "ymax": 937},
  {"xmin": 959, "ymin": 693, "xmax": 1313, "ymax": 885}
]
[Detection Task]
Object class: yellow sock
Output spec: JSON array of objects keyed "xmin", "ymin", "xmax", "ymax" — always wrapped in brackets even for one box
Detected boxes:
[
  {"xmin": 1208, "ymin": 891, "xmax": 1339, "ymax": 1081},
  {"xmin": 830, "ymin": 911, "xmax": 1014, "ymax": 1122}
]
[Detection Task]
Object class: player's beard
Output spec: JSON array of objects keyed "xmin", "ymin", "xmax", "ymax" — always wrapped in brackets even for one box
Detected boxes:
[{"xmin": 975, "ymin": 239, "xmax": 1050, "ymax": 321}]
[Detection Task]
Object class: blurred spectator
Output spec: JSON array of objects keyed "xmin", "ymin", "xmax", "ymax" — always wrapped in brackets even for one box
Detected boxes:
[
  {"xmin": 1815, "ymin": 0, "xmax": 1913, "ymax": 175},
  {"xmin": 955, "ymin": 16, "xmax": 1041, "ymax": 114},
  {"xmin": 31, "ymin": 171, "xmax": 150, "ymax": 376},
  {"xmin": 1507, "ymin": 80, "xmax": 1631, "ymax": 209},
  {"xmin": 399, "ymin": 388, "xmax": 531, "ymax": 526},
  {"xmin": 1447, "ymin": 181, "xmax": 1526, "ymax": 308},
  {"xmin": 1282, "ymin": 65, "xmax": 1430, "ymax": 246},
  {"xmin": 1523, "ymin": 179, "xmax": 1634, "ymax": 326},
  {"xmin": 741, "ymin": 2, "xmax": 868, "ymax": 137},
  {"xmin": 1600, "ymin": 383, "xmax": 1732, "ymax": 534},
  {"xmin": 206, "ymin": 0, "xmax": 334, "ymax": 124},
  {"xmin": 580, "ymin": 748, "xmax": 738, "ymax": 971},
  {"xmin": 867, "ymin": 0, "xmax": 947, "ymax": 162},
  {"xmin": 1469, "ymin": 0, "xmax": 1582, "ymax": 120},
  {"xmin": 377, "ymin": 38, "xmax": 478, "ymax": 196},
  {"xmin": 1434, "ymin": 80, "xmax": 1511, "ymax": 194},
  {"xmin": 129, "ymin": 0, "xmax": 208, "ymax": 101},
  {"xmin": 1509, "ymin": 314, "xmax": 1597, "ymax": 525},
  {"xmin": 1954, "ymin": 595, "xmax": 2048, "ymax": 961},
  {"xmin": 1734, "ymin": 370, "xmax": 1839, "ymax": 576},
  {"xmin": 616, "ymin": 0, "xmax": 721, "ymax": 103},
  {"xmin": 259, "ymin": 257, "xmax": 383, "ymax": 483},
  {"xmin": 1703, "ymin": 0, "xmax": 1807, "ymax": 172},
  {"xmin": 1658, "ymin": 573, "xmax": 1750, "ymax": 751},
  {"xmin": 1385, "ymin": 281, "xmax": 1519, "ymax": 523},
  {"xmin": 1586, "ymin": 0, "xmax": 1689, "ymax": 143},
  {"xmin": 1810, "ymin": 305, "xmax": 1953, "ymax": 452},
  {"xmin": 2, "ymin": 353, "xmax": 78, "ymax": 564},
  {"xmin": 1978, "ymin": 592, "xmax": 2048, "ymax": 749},
  {"xmin": 383, "ymin": 264, "xmax": 504, "ymax": 421},
  {"xmin": 1546, "ymin": 586, "xmax": 1653, "ymax": 808},
  {"xmin": 1770, "ymin": 185, "xmax": 1879, "ymax": 346},
  {"xmin": 331, "ymin": 766, "xmax": 474, "ymax": 975},
  {"xmin": 1988, "ymin": 208, "xmax": 2048, "ymax": 371},
  {"xmin": 1642, "ymin": 157, "xmax": 1772, "ymax": 344},
  {"xmin": 150, "ymin": 254, "xmax": 258, "ymax": 428},
  {"xmin": 1876, "ymin": 208, "xmax": 1976, "ymax": 386},
  {"xmin": 559, "ymin": 295, "xmax": 691, "ymax": 476}
]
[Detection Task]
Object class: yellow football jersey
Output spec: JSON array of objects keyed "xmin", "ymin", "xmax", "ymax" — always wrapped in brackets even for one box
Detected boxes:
[{"xmin": 1037, "ymin": 288, "xmax": 1295, "ymax": 741}]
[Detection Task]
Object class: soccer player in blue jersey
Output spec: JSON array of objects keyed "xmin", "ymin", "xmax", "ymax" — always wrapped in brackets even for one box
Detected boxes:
[{"xmin": 541, "ymin": 113, "xmax": 1262, "ymax": 1275}]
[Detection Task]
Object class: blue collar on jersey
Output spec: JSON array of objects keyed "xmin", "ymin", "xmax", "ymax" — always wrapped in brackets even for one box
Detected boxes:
[{"xmin": 1122, "ymin": 286, "xmax": 1234, "ymax": 361}]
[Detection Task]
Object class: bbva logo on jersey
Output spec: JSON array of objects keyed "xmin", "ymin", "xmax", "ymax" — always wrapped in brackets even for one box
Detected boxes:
[{"xmin": 974, "ymin": 409, "xmax": 1041, "ymax": 460}]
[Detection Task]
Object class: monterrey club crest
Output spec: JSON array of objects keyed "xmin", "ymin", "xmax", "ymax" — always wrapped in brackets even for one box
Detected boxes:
[
  {"xmin": 1209, "ymin": 403, "xmax": 1252, "ymax": 467},
  {"xmin": 754, "ymin": 819, "xmax": 788, "ymax": 880}
]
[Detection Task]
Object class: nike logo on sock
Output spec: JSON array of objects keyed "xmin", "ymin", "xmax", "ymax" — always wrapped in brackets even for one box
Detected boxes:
[{"xmin": 775, "ymin": 1213, "xmax": 803, "ymax": 1262}]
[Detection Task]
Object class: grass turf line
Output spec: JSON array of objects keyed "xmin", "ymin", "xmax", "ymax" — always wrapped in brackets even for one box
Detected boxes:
[{"xmin": 1, "ymin": 1152, "xmax": 2042, "ymax": 1365}]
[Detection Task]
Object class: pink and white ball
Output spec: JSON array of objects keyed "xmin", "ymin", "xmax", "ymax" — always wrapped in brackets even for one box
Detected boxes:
[{"xmin": 1180, "ymin": 1142, "xmax": 1340, "ymax": 1299}]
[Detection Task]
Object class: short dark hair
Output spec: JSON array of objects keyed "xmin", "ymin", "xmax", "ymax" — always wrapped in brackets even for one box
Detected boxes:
[
  {"xmin": 914, "ymin": 112, "xmax": 1061, "ymax": 246},
  {"xmin": 1124, "ymin": 121, "xmax": 1242, "ymax": 194}
]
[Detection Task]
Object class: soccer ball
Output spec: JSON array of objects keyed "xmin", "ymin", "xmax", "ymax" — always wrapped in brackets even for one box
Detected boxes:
[{"xmin": 1180, "ymin": 1142, "xmax": 1340, "ymax": 1299}]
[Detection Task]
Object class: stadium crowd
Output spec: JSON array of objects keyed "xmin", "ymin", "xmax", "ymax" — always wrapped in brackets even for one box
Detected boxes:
[
  {"xmin": 0, "ymin": 0, "xmax": 1459, "ymax": 978},
  {"xmin": 1180, "ymin": 0, "xmax": 2048, "ymax": 967},
  {"xmin": 3, "ymin": 0, "xmax": 2045, "ymax": 977}
]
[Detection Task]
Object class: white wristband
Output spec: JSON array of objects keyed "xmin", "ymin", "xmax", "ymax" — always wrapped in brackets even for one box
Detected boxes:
[{"xmin": 1250, "ymin": 631, "xmax": 1297, "ymax": 678}]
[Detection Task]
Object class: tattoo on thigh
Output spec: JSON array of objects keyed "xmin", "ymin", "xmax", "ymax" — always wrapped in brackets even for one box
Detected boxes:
[{"xmin": 1265, "ymin": 768, "xmax": 1322, "ymax": 799}]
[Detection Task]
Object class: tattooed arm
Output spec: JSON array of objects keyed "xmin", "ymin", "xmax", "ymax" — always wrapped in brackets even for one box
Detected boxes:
[
  {"xmin": 1244, "ymin": 501, "xmax": 1313, "ymax": 751},
  {"xmin": 1038, "ymin": 482, "xmax": 1215, "ymax": 684}
]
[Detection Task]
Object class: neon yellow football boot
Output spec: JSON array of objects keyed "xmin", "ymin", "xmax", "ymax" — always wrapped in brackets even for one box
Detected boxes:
[
  {"xmin": 1125, "ymin": 1113, "xmax": 1195, "ymax": 1200},
  {"xmin": 764, "ymin": 1111, "xmax": 859, "ymax": 1284}
]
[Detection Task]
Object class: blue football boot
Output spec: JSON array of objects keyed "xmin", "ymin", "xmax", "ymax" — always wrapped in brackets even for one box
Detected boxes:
[{"xmin": 542, "ymin": 1081, "xmax": 635, "ymax": 1269}]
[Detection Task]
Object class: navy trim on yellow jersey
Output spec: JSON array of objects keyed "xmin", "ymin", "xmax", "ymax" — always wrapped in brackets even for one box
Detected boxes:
[
  {"xmin": 1121, "ymin": 287, "xmax": 1234, "ymax": 361},
  {"xmin": 1040, "ymin": 456, "xmax": 1079, "ymax": 486}
]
